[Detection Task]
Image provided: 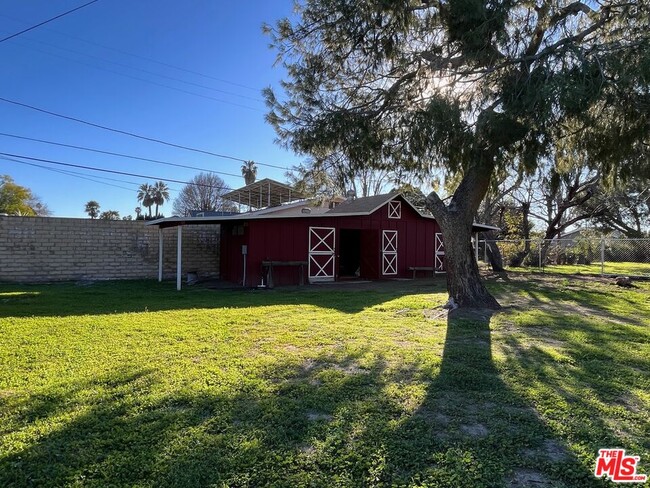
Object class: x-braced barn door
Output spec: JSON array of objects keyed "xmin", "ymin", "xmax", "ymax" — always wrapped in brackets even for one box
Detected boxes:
[
  {"xmin": 382, "ymin": 230, "xmax": 398, "ymax": 275},
  {"xmin": 435, "ymin": 232, "xmax": 446, "ymax": 273},
  {"xmin": 308, "ymin": 227, "xmax": 335, "ymax": 282}
]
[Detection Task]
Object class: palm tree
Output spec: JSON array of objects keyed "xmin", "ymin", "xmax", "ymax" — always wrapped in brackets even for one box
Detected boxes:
[
  {"xmin": 241, "ymin": 161, "xmax": 258, "ymax": 185},
  {"xmin": 152, "ymin": 181, "xmax": 170, "ymax": 218},
  {"xmin": 84, "ymin": 200, "xmax": 100, "ymax": 219},
  {"xmin": 137, "ymin": 183, "xmax": 154, "ymax": 219}
]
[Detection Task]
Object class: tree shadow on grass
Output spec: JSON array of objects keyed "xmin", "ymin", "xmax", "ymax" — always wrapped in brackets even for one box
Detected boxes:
[
  {"xmin": 486, "ymin": 273, "xmax": 649, "ymax": 327},
  {"xmin": 498, "ymin": 316, "xmax": 649, "ymax": 457},
  {"xmin": 381, "ymin": 309, "xmax": 606, "ymax": 487},
  {"xmin": 0, "ymin": 349, "xmax": 404, "ymax": 487},
  {"xmin": 2, "ymin": 307, "xmax": 635, "ymax": 487},
  {"xmin": 0, "ymin": 278, "xmax": 448, "ymax": 318}
]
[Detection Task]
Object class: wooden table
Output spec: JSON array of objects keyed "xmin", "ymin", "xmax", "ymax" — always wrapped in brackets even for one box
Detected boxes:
[
  {"xmin": 408, "ymin": 266, "xmax": 435, "ymax": 279},
  {"xmin": 261, "ymin": 261, "xmax": 308, "ymax": 288}
]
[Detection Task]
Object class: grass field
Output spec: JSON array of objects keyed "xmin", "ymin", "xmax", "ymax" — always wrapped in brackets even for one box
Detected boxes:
[
  {"xmin": 0, "ymin": 276, "xmax": 648, "ymax": 487},
  {"xmin": 543, "ymin": 262, "xmax": 650, "ymax": 277},
  {"xmin": 493, "ymin": 261, "xmax": 650, "ymax": 277}
]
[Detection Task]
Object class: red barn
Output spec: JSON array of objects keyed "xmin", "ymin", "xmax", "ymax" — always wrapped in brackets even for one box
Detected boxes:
[{"xmin": 149, "ymin": 187, "xmax": 497, "ymax": 289}]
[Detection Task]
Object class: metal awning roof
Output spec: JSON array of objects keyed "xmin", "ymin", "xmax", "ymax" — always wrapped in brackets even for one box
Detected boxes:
[{"xmin": 222, "ymin": 178, "xmax": 305, "ymax": 209}]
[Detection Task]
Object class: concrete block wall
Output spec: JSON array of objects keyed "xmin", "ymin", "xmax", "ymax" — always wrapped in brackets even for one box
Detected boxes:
[{"xmin": 0, "ymin": 216, "xmax": 220, "ymax": 283}]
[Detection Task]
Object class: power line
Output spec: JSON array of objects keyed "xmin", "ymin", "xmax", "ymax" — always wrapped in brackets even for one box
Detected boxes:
[
  {"xmin": 1, "ymin": 156, "xmax": 139, "ymax": 192},
  {"xmin": 0, "ymin": 132, "xmax": 243, "ymax": 179},
  {"xmin": 0, "ymin": 96, "xmax": 291, "ymax": 170},
  {"xmin": 5, "ymin": 155, "xmax": 182, "ymax": 192},
  {"xmin": 0, "ymin": 15, "xmax": 262, "ymax": 93},
  {"xmin": 6, "ymin": 41, "xmax": 263, "ymax": 111},
  {"xmin": 0, "ymin": 0, "xmax": 101, "ymax": 44},
  {"xmin": 0, "ymin": 152, "xmax": 235, "ymax": 191},
  {"xmin": 11, "ymin": 36, "xmax": 265, "ymax": 103}
]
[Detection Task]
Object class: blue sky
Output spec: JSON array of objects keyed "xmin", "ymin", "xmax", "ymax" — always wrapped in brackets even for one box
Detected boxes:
[{"xmin": 0, "ymin": 0, "xmax": 298, "ymax": 217}]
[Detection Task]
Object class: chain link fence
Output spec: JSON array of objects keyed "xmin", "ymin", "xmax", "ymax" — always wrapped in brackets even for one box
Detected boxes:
[{"xmin": 478, "ymin": 238, "xmax": 650, "ymax": 277}]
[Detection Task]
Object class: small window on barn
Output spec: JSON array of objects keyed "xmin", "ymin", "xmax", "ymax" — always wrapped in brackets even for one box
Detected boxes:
[
  {"xmin": 231, "ymin": 225, "xmax": 244, "ymax": 236},
  {"xmin": 388, "ymin": 200, "xmax": 401, "ymax": 219}
]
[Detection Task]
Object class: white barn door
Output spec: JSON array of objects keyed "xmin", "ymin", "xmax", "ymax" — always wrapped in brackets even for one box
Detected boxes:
[
  {"xmin": 382, "ymin": 230, "xmax": 398, "ymax": 275},
  {"xmin": 308, "ymin": 227, "xmax": 336, "ymax": 282},
  {"xmin": 435, "ymin": 232, "xmax": 445, "ymax": 273}
]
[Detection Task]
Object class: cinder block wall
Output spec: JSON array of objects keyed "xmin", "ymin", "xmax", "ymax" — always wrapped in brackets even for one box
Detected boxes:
[{"xmin": 0, "ymin": 216, "xmax": 220, "ymax": 283}]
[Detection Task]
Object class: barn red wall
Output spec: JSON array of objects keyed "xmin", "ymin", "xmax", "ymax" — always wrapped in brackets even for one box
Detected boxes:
[
  {"xmin": 219, "ymin": 196, "xmax": 443, "ymax": 286},
  {"xmin": 220, "ymin": 221, "xmax": 250, "ymax": 285}
]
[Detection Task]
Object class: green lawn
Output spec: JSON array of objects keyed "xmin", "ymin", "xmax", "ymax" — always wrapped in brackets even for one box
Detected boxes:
[
  {"xmin": 0, "ymin": 276, "xmax": 648, "ymax": 487},
  {"xmin": 543, "ymin": 262, "xmax": 650, "ymax": 277},
  {"xmin": 493, "ymin": 261, "xmax": 650, "ymax": 277}
]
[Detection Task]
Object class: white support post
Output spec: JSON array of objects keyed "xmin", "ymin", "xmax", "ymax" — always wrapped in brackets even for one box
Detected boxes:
[
  {"xmin": 176, "ymin": 225, "xmax": 183, "ymax": 291},
  {"xmin": 158, "ymin": 228, "xmax": 163, "ymax": 282},
  {"xmin": 474, "ymin": 232, "xmax": 479, "ymax": 263}
]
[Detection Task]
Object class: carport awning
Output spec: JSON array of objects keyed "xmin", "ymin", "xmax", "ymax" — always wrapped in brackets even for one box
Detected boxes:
[{"xmin": 222, "ymin": 178, "xmax": 304, "ymax": 209}]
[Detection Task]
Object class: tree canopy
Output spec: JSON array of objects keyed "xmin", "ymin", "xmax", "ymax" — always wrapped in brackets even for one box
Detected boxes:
[
  {"xmin": 265, "ymin": 0, "xmax": 650, "ymax": 307},
  {"xmin": 84, "ymin": 200, "xmax": 100, "ymax": 219},
  {"xmin": 172, "ymin": 173, "xmax": 237, "ymax": 216},
  {"xmin": 0, "ymin": 175, "xmax": 49, "ymax": 216}
]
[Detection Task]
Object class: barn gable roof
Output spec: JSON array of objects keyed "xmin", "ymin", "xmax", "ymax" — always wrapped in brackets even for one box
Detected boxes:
[
  {"xmin": 325, "ymin": 192, "xmax": 400, "ymax": 214},
  {"xmin": 147, "ymin": 192, "xmax": 499, "ymax": 232}
]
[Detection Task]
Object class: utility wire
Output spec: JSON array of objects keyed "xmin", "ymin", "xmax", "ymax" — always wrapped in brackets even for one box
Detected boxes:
[
  {"xmin": 0, "ymin": 15, "xmax": 262, "ymax": 92},
  {"xmin": 11, "ymin": 36, "xmax": 265, "ymax": 103},
  {"xmin": 0, "ymin": 0, "xmax": 101, "ymax": 44},
  {"xmin": 0, "ymin": 96, "xmax": 291, "ymax": 170},
  {"xmin": 8, "ymin": 42, "xmax": 263, "ymax": 111},
  {"xmin": 0, "ymin": 132, "xmax": 243, "ymax": 179},
  {"xmin": 0, "ymin": 152, "xmax": 235, "ymax": 191},
  {"xmin": 2, "ymin": 155, "xmax": 182, "ymax": 192},
  {"xmin": 1, "ymin": 156, "xmax": 140, "ymax": 192}
]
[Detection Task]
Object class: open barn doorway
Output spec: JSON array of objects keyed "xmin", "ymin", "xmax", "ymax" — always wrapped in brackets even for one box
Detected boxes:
[
  {"xmin": 339, "ymin": 229, "xmax": 361, "ymax": 279},
  {"xmin": 338, "ymin": 229, "xmax": 380, "ymax": 280}
]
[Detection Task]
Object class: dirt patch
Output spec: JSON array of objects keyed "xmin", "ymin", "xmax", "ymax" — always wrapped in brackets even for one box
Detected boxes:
[
  {"xmin": 301, "ymin": 358, "xmax": 318, "ymax": 373},
  {"xmin": 298, "ymin": 444, "xmax": 316, "ymax": 456},
  {"xmin": 505, "ymin": 468, "xmax": 554, "ymax": 487},
  {"xmin": 393, "ymin": 308, "xmax": 411, "ymax": 316},
  {"xmin": 328, "ymin": 363, "xmax": 370, "ymax": 375},
  {"xmin": 307, "ymin": 411, "xmax": 333, "ymax": 422},
  {"xmin": 616, "ymin": 393, "xmax": 643, "ymax": 414},
  {"xmin": 460, "ymin": 423, "xmax": 488, "ymax": 437},
  {"xmin": 423, "ymin": 309, "xmax": 448, "ymax": 321},
  {"xmin": 521, "ymin": 439, "xmax": 568, "ymax": 463},
  {"xmin": 415, "ymin": 408, "xmax": 450, "ymax": 426},
  {"xmin": 542, "ymin": 439, "xmax": 568, "ymax": 463}
]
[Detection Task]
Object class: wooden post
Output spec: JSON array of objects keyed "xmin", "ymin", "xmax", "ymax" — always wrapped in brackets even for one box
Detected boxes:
[
  {"xmin": 158, "ymin": 228, "xmax": 163, "ymax": 282},
  {"xmin": 177, "ymin": 225, "xmax": 183, "ymax": 291}
]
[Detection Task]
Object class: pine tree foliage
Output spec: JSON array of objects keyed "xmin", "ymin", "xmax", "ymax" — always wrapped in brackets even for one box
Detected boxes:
[{"xmin": 265, "ymin": 0, "xmax": 650, "ymax": 308}]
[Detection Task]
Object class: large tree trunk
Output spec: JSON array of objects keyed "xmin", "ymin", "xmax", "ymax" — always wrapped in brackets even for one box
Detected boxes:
[
  {"xmin": 437, "ymin": 216, "xmax": 501, "ymax": 309},
  {"xmin": 483, "ymin": 230, "xmax": 505, "ymax": 271},
  {"xmin": 427, "ymin": 162, "xmax": 501, "ymax": 310}
]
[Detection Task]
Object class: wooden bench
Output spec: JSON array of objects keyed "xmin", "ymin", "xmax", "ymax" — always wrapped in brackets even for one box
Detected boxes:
[
  {"xmin": 408, "ymin": 266, "xmax": 435, "ymax": 279},
  {"xmin": 261, "ymin": 261, "xmax": 308, "ymax": 288}
]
